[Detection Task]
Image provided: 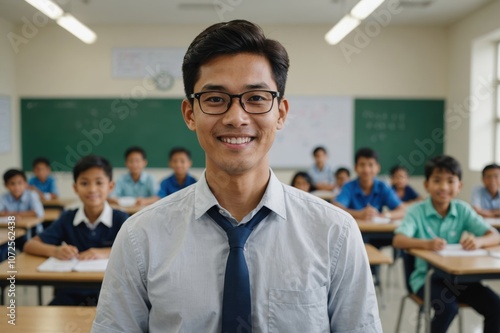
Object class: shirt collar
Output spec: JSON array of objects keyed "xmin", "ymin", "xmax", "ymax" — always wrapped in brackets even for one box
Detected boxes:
[
  {"xmin": 73, "ymin": 201, "xmax": 113, "ymax": 229},
  {"xmin": 194, "ymin": 169, "xmax": 287, "ymax": 222},
  {"xmin": 423, "ymin": 197, "xmax": 458, "ymax": 218},
  {"xmin": 354, "ymin": 178, "xmax": 381, "ymax": 196},
  {"xmin": 7, "ymin": 190, "xmax": 30, "ymax": 203}
]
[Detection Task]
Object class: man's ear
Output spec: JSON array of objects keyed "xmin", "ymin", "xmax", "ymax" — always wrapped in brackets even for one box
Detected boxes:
[
  {"xmin": 276, "ymin": 98, "xmax": 289, "ymax": 130},
  {"xmin": 182, "ymin": 99, "xmax": 196, "ymax": 132}
]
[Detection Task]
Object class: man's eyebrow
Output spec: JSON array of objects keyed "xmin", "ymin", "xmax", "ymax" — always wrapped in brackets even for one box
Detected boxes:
[{"xmin": 199, "ymin": 82, "xmax": 272, "ymax": 92}]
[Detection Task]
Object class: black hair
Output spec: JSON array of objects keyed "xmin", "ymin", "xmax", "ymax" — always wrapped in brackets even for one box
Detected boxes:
[
  {"xmin": 335, "ymin": 167, "xmax": 350, "ymax": 177},
  {"xmin": 182, "ymin": 19, "xmax": 289, "ymax": 102},
  {"xmin": 73, "ymin": 155, "xmax": 113, "ymax": 182},
  {"xmin": 355, "ymin": 147, "xmax": 379, "ymax": 164},
  {"xmin": 169, "ymin": 147, "xmax": 192, "ymax": 160},
  {"xmin": 424, "ymin": 155, "xmax": 462, "ymax": 181},
  {"xmin": 313, "ymin": 146, "xmax": 327, "ymax": 156},
  {"xmin": 482, "ymin": 163, "xmax": 500, "ymax": 177},
  {"xmin": 3, "ymin": 169, "xmax": 27, "ymax": 183},
  {"xmin": 290, "ymin": 171, "xmax": 315, "ymax": 191},
  {"xmin": 32, "ymin": 157, "xmax": 51, "ymax": 169},
  {"xmin": 125, "ymin": 146, "xmax": 147, "ymax": 160},
  {"xmin": 389, "ymin": 165, "xmax": 409, "ymax": 177}
]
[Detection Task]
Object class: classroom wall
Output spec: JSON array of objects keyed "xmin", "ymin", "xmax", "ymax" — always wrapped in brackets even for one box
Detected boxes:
[
  {"xmin": 4, "ymin": 21, "xmax": 449, "ymax": 197},
  {"xmin": 447, "ymin": 0, "xmax": 500, "ymax": 200}
]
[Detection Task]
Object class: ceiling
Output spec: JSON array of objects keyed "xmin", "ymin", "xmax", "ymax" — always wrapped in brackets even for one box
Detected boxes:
[{"xmin": 0, "ymin": 0, "xmax": 494, "ymax": 27}]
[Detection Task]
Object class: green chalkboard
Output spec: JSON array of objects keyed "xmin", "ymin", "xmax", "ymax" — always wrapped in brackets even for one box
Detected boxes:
[
  {"xmin": 21, "ymin": 98, "xmax": 205, "ymax": 171},
  {"xmin": 354, "ymin": 99, "xmax": 445, "ymax": 175}
]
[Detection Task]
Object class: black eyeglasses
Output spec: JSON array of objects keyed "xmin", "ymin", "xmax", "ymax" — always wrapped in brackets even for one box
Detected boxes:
[{"xmin": 190, "ymin": 90, "xmax": 280, "ymax": 115}]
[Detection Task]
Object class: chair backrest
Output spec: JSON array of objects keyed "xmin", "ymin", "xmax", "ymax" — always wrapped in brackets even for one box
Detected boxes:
[{"xmin": 401, "ymin": 251, "xmax": 416, "ymax": 294}]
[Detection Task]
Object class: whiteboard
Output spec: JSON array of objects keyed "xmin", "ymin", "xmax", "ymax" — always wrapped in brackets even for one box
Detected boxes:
[
  {"xmin": 269, "ymin": 96, "xmax": 354, "ymax": 169},
  {"xmin": 112, "ymin": 47, "xmax": 186, "ymax": 78}
]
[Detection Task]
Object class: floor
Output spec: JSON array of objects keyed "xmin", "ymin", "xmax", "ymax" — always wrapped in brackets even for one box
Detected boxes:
[{"xmin": 9, "ymin": 247, "xmax": 500, "ymax": 333}]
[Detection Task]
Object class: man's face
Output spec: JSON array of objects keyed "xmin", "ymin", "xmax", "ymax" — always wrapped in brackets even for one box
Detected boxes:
[{"xmin": 182, "ymin": 53, "xmax": 288, "ymax": 176}]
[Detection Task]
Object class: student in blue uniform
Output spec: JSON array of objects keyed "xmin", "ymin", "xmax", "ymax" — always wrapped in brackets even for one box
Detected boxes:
[
  {"xmin": 157, "ymin": 147, "xmax": 197, "ymax": 198},
  {"xmin": 24, "ymin": 155, "xmax": 128, "ymax": 305},
  {"xmin": 1, "ymin": 169, "xmax": 44, "ymax": 218},
  {"xmin": 389, "ymin": 165, "xmax": 422, "ymax": 204},
  {"xmin": 471, "ymin": 163, "xmax": 500, "ymax": 218},
  {"xmin": 28, "ymin": 157, "xmax": 59, "ymax": 200}
]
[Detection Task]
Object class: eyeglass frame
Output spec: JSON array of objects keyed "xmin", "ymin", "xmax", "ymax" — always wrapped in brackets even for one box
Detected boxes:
[{"xmin": 189, "ymin": 90, "xmax": 281, "ymax": 115}]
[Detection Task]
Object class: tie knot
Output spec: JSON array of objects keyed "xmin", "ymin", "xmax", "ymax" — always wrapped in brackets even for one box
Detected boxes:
[{"xmin": 227, "ymin": 227, "xmax": 252, "ymax": 249}]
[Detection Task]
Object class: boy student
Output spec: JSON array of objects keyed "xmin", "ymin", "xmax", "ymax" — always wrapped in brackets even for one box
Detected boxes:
[
  {"xmin": 1, "ymin": 169, "xmax": 44, "ymax": 218},
  {"xmin": 332, "ymin": 167, "xmax": 350, "ymax": 200},
  {"xmin": 390, "ymin": 165, "xmax": 422, "ymax": 204},
  {"xmin": 24, "ymin": 155, "xmax": 128, "ymax": 305},
  {"xmin": 93, "ymin": 20, "xmax": 381, "ymax": 332},
  {"xmin": 471, "ymin": 163, "xmax": 500, "ymax": 218},
  {"xmin": 157, "ymin": 147, "xmax": 197, "ymax": 198},
  {"xmin": 334, "ymin": 147, "xmax": 405, "ymax": 220},
  {"xmin": 28, "ymin": 157, "xmax": 58, "ymax": 200},
  {"xmin": 110, "ymin": 146, "xmax": 158, "ymax": 206},
  {"xmin": 393, "ymin": 155, "xmax": 500, "ymax": 333},
  {"xmin": 307, "ymin": 146, "xmax": 335, "ymax": 190}
]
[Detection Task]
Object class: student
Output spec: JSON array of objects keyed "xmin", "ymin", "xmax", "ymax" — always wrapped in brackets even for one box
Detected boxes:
[
  {"xmin": 307, "ymin": 146, "xmax": 335, "ymax": 190},
  {"xmin": 332, "ymin": 167, "xmax": 350, "ymax": 200},
  {"xmin": 389, "ymin": 165, "xmax": 422, "ymax": 204},
  {"xmin": 471, "ymin": 163, "xmax": 500, "ymax": 218},
  {"xmin": 393, "ymin": 155, "xmax": 500, "ymax": 333},
  {"xmin": 110, "ymin": 146, "xmax": 158, "ymax": 206},
  {"xmin": 28, "ymin": 157, "xmax": 59, "ymax": 200},
  {"xmin": 93, "ymin": 20, "xmax": 381, "ymax": 332},
  {"xmin": 290, "ymin": 171, "xmax": 314, "ymax": 192},
  {"xmin": 0, "ymin": 169, "xmax": 44, "ymax": 218},
  {"xmin": 334, "ymin": 147, "xmax": 405, "ymax": 220},
  {"xmin": 24, "ymin": 155, "xmax": 128, "ymax": 305},
  {"xmin": 157, "ymin": 147, "xmax": 197, "ymax": 198}
]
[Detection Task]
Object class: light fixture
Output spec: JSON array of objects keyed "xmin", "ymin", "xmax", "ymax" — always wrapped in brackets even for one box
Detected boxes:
[
  {"xmin": 24, "ymin": 0, "xmax": 97, "ymax": 44},
  {"xmin": 325, "ymin": 0, "xmax": 386, "ymax": 45},
  {"xmin": 57, "ymin": 14, "xmax": 97, "ymax": 44}
]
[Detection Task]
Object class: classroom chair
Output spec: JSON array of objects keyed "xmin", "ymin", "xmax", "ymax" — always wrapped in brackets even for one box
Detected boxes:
[{"xmin": 394, "ymin": 251, "xmax": 468, "ymax": 333}]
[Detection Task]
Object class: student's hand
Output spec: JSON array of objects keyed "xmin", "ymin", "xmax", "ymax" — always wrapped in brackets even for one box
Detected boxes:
[
  {"xmin": 461, "ymin": 235, "xmax": 480, "ymax": 250},
  {"xmin": 361, "ymin": 205, "xmax": 379, "ymax": 220},
  {"xmin": 78, "ymin": 248, "xmax": 108, "ymax": 260},
  {"xmin": 54, "ymin": 244, "xmax": 79, "ymax": 260},
  {"xmin": 427, "ymin": 238, "xmax": 447, "ymax": 251},
  {"xmin": 135, "ymin": 198, "xmax": 146, "ymax": 206}
]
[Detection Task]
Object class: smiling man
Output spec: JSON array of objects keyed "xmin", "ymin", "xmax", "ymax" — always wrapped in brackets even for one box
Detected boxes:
[{"xmin": 92, "ymin": 20, "xmax": 381, "ymax": 333}]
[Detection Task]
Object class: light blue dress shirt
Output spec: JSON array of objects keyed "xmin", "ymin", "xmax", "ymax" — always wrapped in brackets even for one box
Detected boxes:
[
  {"xmin": 471, "ymin": 186, "xmax": 500, "ymax": 211},
  {"xmin": 0, "ymin": 190, "xmax": 45, "ymax": 218},
  {"xmin": 308, "ymin": 164, "xmax": 335, "ymax": 186},
  {"xmin": 112, "ymin": 172, "xmax": 158, "ymax": 198},
  {"xmin": 92, "ymin": 170, "xmax": 382, "ymax": 333}
]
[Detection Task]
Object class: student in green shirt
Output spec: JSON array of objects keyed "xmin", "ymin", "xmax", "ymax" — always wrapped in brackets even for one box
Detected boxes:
[{"xmin": 393, "ymin": 155, "xmax": 500, "ymax": 333}]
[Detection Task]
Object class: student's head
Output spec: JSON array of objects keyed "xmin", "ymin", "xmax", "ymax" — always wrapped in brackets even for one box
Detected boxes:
[
  {"xmin": 354, "ymin": 147, "xmax": 380, "ymax": 182},
  {"xmin": 482, "ymin": 164, "xmax": 500, "ymax": 194},
  {"xmin": 313, "ymin": 146, "xmax": 328, "ymax": 169},
  {"xmin": 72, "ymin": 155, "xmax": 114, "ymax": 210},
  {"xmin": 169, "ymin": 147, "xmax": 192, "ymax": 177},
  {"xmin": 3, "ymin": 169, "xmax": 28, "ymax": 199},
  {"xmin": 291, "ymin": 171, "xmax": 313, "ymax": 192},
  {"xmin": 424, "ymin": 155, "xmax": 462, "ymax": 205},
  {"xmin": 124, "ymin": 146, "xmax": 147, "ymax": 176},
  {"xmin": 334, "ymin": 167, "xmax": 350, "ymax": 188},
  {"xmin": 390, "ymin": 165, "xmax": 409, "ymax": 190},
  {"xmin": 32, "ymin": 157, "xmax": 51, "ymax": 182},
  {"xmin": 181, "ymin": 20, "xmax": 289, "ymax": 175}
]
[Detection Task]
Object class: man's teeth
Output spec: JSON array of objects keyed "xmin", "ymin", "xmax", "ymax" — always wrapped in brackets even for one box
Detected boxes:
[{"xmin": 221, "ymin": 137, "xmax": 251, "ymax": 144}]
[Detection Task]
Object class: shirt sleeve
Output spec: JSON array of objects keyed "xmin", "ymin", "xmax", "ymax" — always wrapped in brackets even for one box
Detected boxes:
[
  {"xmin": 470, "ymin": 186, "xmax": 482, "ymax": 208},
  {"xmin": 395, "ymin": 206, "xmax": 418, "ymax": 237},
  {"xmin": 92, "ymin": 222, "xmax": 150, "ymax": 333},
  {"xmin": 328, "ymin": 216, "xmax": 382, "ymax": 332},
  {"xmin": 334, "ymin": 185, "xmax": 351, "ymax": 208},
  {"xmin": 49, "ymin": 177, "xmax": 59, "ymax": 196},
  {"xmin": 38, "ymin": 215, "xmax": 67, "ymax": 245},
  {"xmin": 383, "ymin": 184, "xmax": 402, "ymax": 210},
  {"xmin": 112, "ymin": 177, "xmax": 124, "ymax": 198},
  {"xmin": 148, "ymin": 174, "xmax": 159, "ymax": 197},
  {"xmin": 29, "ymin": 191, "xmax": 45, "ymax": 218},
  {"xmin": 462, "ymin": 202, "xmax": 491, "ymax": 236},
  {"xmin": 157, "ymin": 179, "xmax": 167, "ymax": 198}
]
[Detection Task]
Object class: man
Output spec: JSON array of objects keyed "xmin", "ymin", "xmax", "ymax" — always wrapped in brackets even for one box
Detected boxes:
[{"xmin": 92, "ymin": 20, "xmax": 381, "ymax": 333}]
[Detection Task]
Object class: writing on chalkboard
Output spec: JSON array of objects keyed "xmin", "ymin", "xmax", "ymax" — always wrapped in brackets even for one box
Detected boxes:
[{"xmin": 362, "ymin": 110, "xmax": 406, "ymax": 141}]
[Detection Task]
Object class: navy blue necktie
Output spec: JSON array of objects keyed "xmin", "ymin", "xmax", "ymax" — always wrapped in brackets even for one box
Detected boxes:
[{"xmin": 208, "ymin": 205, "xmax": 271, "ymax": 333}]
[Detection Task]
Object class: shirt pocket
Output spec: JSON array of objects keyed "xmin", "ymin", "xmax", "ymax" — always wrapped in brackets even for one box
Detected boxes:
[{"xmin": 268, "ymin": 285, "xmax": 329, "ymax": 333}]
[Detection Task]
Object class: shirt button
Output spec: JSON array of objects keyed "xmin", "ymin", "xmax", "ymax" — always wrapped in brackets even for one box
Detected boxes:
[{"xmin": 219, "ymin": 209, "xmax": 225, "ymax": 215}]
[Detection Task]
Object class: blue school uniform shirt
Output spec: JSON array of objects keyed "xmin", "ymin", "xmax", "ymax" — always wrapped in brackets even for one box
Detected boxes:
[
  {"xmin": 0, "ymin": 190, "xmax": 45, "ymax": 217},
  {"xmin": 28, "ymin": 175, "xmax": 58, "ymax": 195},
  {"xmin": 307, "ymin": 164, "xmax": 334, "ymax": 186},
  {"xmin": 335, "ymin": 178, "xmax": 401, "ymax": 212},
  {"xmin": 38, "ymin": 202, "xmax": 128, "ymax": 250},
  {"xmin": 157, "ymin": 174, "xmax": 197, "ymax": 198},
  {"xmin": 112, "ymin": 172, "xmax": 157, "ymax": 198},
  {"xmin": 395, "ymin": 198, "xmax": 491, "ymax": 293},
  {"xmin": 471, "ymin": 186, "xmax": 500, "ymax": 211},
  {"xmin": 392, "ymin": 185, "xmax": 419, "ymax": 202}
]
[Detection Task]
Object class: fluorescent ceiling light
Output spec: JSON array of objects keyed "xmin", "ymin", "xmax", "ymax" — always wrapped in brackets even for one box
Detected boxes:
[
  {"xmin": 325, "ymin": 15, "xmax": 361, "ymax": 45},
  {"xmin": 57, "ymin": 14, "xmax": 97, "ymax": 44},
  {"xmin": 25, "ymin": 0, "xmax": 64, "ymax": 19},
  {"xmin": 351, "ymin": 0, "xmax": 386, "ymax": 20}
]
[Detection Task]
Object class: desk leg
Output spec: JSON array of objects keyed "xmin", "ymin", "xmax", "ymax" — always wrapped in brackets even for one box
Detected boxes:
[
  {"xmin": 38, "ymin": 286, "xmax": 43, "ymax": 305},
  {"xmin": 424, "ymin": 268, "xmax": 434, "ymax": 333}
]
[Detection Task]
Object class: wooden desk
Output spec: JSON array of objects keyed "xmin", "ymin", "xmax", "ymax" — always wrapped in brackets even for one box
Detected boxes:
[
  {"xmin": 110, "ymin": 203, "xmax": 146, "ymax": 215},
  {"xmin": 43, "ymin": 208, "xmax": 61, "ymax": 222},
  {"xmin": 0, "ymin": 253, "xmax": 104, "ymax": 305},
  {"xmin": 365, "ymin": 244, "xmax": 393, "ymax": 265},
  {"xmin": 485, "ymin": 218, "xmax": 500, "ymax": 229},
  {"xmin": 356, "ymin": 220, "xmax": 399, "ymax": 234},
  {"xmin": 0, "ymin": 229, "xmax": 26, "ymax": 246},
  {"xmin": 0, "ymin": 306, "xmax": 96, "ymax": 332},
  {"xmin": 0, "ymin": 209, "xmax": 61, "ymax": 239},
  {"xmin": 409, "ymin": 246, "xmax": 500, "ymax": 333},
  {"xmin": 310, "ymin": 190, "xmax": 334, "ymax": 201}
]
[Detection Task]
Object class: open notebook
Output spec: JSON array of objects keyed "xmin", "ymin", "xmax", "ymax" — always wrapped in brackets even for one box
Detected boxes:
[
  {"xmin": 436, "ymin": 244, "xmax": 488, "ymax": 257},
  {"xmin": 37, "ymin": 257, "xmax": 108, "ymax": 272}
]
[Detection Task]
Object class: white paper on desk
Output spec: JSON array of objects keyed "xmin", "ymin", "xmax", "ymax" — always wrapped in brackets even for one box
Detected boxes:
[
  {"xmin": 371, "ymin": 216, "xmax": 391, "ymax": 224},
  {"xmin": 37, "ymin": 257, "xmax": 79, "ymax": 272},
  {"xmin": 73, "ymin": 259, "xmax": 108, "ymax": 272},
  {"xmin": 490, "ymin": 251, "xmax": 500, "ymax": 259},
  {"xmin": 436, "ymin": 244, "xmax": 488, "ymax": 257}
]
